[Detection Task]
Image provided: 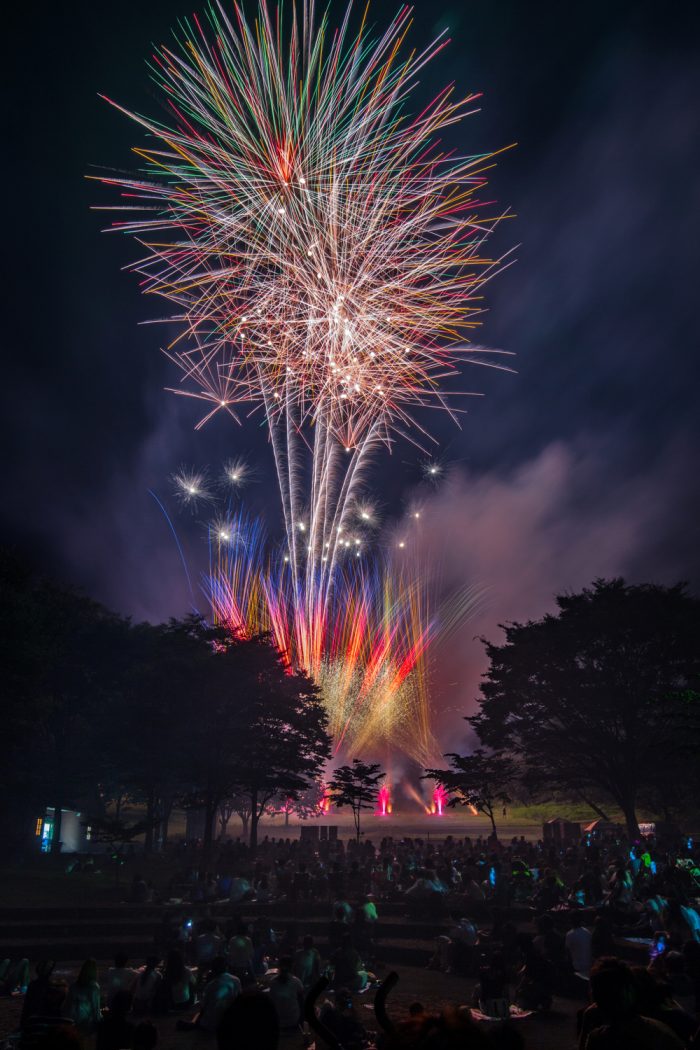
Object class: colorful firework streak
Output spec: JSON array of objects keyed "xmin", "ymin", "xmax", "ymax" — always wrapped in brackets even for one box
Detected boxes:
[
  {"xmin": 203, "ymin": 505, "xmax": 485, "ymax": 764},
  {"xmin": 97, "ymin": 1, "xmax": 508, "ymax": 760}
]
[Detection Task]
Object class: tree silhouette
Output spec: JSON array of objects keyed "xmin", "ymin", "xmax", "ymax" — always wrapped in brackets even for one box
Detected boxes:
[
  {"xmin": 470, "ymin": 579, "xmax": 700, "ymax": 836},
  {"xmin": 327, "ymin": 759, "xmax": 385, "ymax": 842},
  {"xmin": 425, "ymin": 750, "xmax": 518, "ymax": 839}
]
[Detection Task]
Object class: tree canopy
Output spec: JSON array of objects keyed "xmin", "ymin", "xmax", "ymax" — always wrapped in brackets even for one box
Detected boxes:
[
  {"xmin": 470, "ymin": 579, "xmax": 700, "ymax": 835},
  {"xmin": 0, "ymin": 550, "xmax": 331, "ymax": 856}
]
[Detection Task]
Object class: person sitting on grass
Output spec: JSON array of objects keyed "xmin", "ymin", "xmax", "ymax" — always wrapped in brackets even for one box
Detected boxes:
[
  {"xmin": 475, "ymin": 951, "xmax": 511, "ymax": 1019},
  {"xmin": 19, "ymin": 979, "xmax": 76, "ymax": 1050},
  {"xmin": 132, "ymin": 955, "xmax": 162, "ymax": 1015},
  {"xmin": 580, "ymin": 957, "xmax": 684, "ymax": 1049},
  {"xmin": 156, "ymin": 949, "xmax": 195, "ymax": 1011},
  {"xmin": 133, "ymin": 1020, "xmax": 159, "ymax": 1049},
  {"xmin": 0, "ymin": 957, "xmax": 30, "ymax": 996},
  {"xmin": 96, "ymin": 990, "xmax": 135, "ymax": 1050},
  {"xmin": 196, "ymin": 957, "xmax": 241, "ymax": 1033},
  {"xmin": 20, "ymin": 961, "xmax": 55, "ymax": 1027},
  {"xmin": 293, "ymin": 935, "xmax": 322, "ymax": 991},
  {"xmin": 268, "ymin": 956, "xmax": 305, "ymax": 1034},
  {"xmin": 565, "ymin": 913, "xmax": 593, "ymax": 979},
  {"xmin": 217, "ymin": 989, "xmax": 279, "ymax": 1050},
  {"xmin": 514, "ymin": 933, "xmax": 554, "ymax": 1012},
  {"xmin": 105, "ymin": 952, "xmax": 138, "ymax": 1007},
  {"xmin": 226, "ymin": 922, "xmax": 255, "ymax": 983},
  {"xmin": 66, "ymin": 958, "xmax": 101, "ymax": 1032},
  {"xmin": 319, "ymin": 987, "xmax": 370, "ymax": 1050},
  {"xmin": 332, "ymin": 932, "xmax": 371, "ymax": 992}
]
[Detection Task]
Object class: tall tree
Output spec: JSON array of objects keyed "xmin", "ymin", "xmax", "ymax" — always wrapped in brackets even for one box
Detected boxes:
[
  {"xmin": 114, "ymin": 616, "xmax": 212, "ymax": 852},
  {"xmin": 470, "ymin": 579, "xmax": 700, "ymax": 836},
  {"xmin": 327, "ymin": 759, "xmax": 385, "ymax": 842},
  {"xmin": 0, "ymin": 552, "xmax": 130, "ymax": 853},
  {"xmin": 187, "ymin": 634, "xmax": 331, "ymax": 854},
  {"xmin": 424, "ymin": 749, "xmax": 518, "ymax": 839}
]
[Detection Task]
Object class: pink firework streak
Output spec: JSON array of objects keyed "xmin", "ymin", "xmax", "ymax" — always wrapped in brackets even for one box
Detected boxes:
[
  {"xmin": 377, "ymin": 784, "xmax": 392, "ymax": 816},
  {"xmin": 432, "ymin": 785, "xmax": 448, "ymax": 816}
]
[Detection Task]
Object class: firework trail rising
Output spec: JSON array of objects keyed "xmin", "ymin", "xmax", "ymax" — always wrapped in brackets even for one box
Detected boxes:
[
  {"xmin": 96, "ymin": 1, "xmax": 508, "ymax": 760},
  {"xmin": 204, "ymin": 505, "xmax": 487, "ymax": 762}
]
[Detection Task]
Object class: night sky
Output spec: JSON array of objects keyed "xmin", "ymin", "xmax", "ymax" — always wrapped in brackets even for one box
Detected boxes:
[{"xmin": 5, "ymin": 0, "xmax": 700, "ymax": 734}]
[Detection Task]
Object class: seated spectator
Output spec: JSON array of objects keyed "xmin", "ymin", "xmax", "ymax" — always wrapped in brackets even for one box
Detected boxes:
[
  {"xmin": 66, "ymin": 958, "xmax": 101, "ymax": 1032},
  {"xmin": 332, "ymin": 896, "xmax": 354, "ymax": 923},
  {"xmin": 227, "ymin": 923, "xmax": 255, "ymax": 982},
  {"xmin": 0, "ymin": 957, "xmax": 30, "ymax": 995},
  {"xmin": 534, "ymin": 914, "xmax": 566, "ymax": 967},
  {"xmin": 682, "ymin": 940, "xmax": 700, "ymax": 1012},
  {"xmin": 195, "ymin": 920, "xmax": 224, "ymax": 968},
  {"xmin": 132, "ymin": 956, "xmax": 162, "ymax": 1015},
  {"xmin": 229, "ymin": 874, "xmax": 252, "ymax": 903},
  {"xmin": 392, "ymin": 1001, "xmax": 428, "ymax": 1042},
  {"xmin": 133, "ymin": 1020, "xmax": 159, "ymax": 1049},
  {"xmin": 582, "ymin": 956, "xmax": 684, "ymax": 1049},
  {"xmin": 664, "ymin": 951, "xmax": 696, "ymax": 1017},
  {"xmin": 105, "ymin": 952, "xmax": 138, "ymax": 1007},
  {"xmin": 96, "ymin": 990, "xmax": 135, "ymax": 1050},
  {"xmin": 318, "ymin": 988, "xmax": 369, "ymax": 1050},
  {"xmin": 332, "ymin": 933, "xmax": 370, "ymax": 992},
  {"xmin": 630, "ymin": 966, "xmax": 696, "ymax": 1044},
  {"xmin": 218, "ymin": 873, "xmax": 233, "ymax": 898},
  {"xmin": 268, "ymin": 956, "xmax": 304, "ymax": 1033},
  {"xmin": 475, "ymin": 951, "xmax": 510, "ymax": 1019},
  {"xmin": 404, "ymin": 869, "xmax": 447, "ymax": 916},
  {"xmin": 535, "ymin": 871, "xmax": 563, "ymax": 912},
  {"xmin": 19, "ymin": 979, "xmax": 76, "ymax": 1050},
  {"xmin": 514, "ymin": 933, "xmax": 554, "ymax": 1012},
  {"xmin": 591, "ymin": 914, "xmax": 615, "ymax": 960},
  {"xmin": 566, "ymin": 913, "xmax": 593, "ymax": 978},
  {"xmin": 329, "ymin": 906, "xmax": 350, "ymax": 952},
  {"xmin": 197, "ymin": 957, "xmax": 241, "ymax": 1033},
  {"xmin": 292, "ymin": 863, "xmax": 311, "ymax": 901},
  {"xmin": 156, "ymin": 949, "xmax": 195, "ymax": 1011},
  {"xmin": 293, "ymin": 935, "xmax": 322, "ymax": 990},
  {"xmin": 21, "ymin": 961, "xmax": 55, "ymax": 1028},
  {"xmin": 130, "ymin": 872, "xmax": 149, "ymax": 903},
  {"xmin": 217, "ymin": 989, "xmax": 279, "ymax": 1050},
  {"xmin": 447, "ymin": 915, "xmax": 478, "ymax": 973}
]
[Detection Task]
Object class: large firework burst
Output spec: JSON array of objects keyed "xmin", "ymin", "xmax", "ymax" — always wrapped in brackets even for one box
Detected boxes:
[{"xmin": 97, "ymin": 1, "xmax": 508, "ymax": 761}]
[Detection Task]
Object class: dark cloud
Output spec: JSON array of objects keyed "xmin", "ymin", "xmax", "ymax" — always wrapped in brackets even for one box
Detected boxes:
[{"xmin": 418, "ymin": 426, "xmax": 698, "ymax": 745}]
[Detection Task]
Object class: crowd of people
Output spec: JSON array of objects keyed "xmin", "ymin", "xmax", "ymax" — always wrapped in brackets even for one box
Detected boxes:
[{"xmin": 2, "ymin": 828, "xmax": 700, "ymax": 1048}]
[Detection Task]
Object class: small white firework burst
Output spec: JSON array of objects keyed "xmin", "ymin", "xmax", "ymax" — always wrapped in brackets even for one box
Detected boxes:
[
  {"xmin": 172, "ymin": 467, "xmax": 214, "ymax": 508},
  {"xmin": 221, "ymin": 457, "xmax": 250, "ymax": 490}
]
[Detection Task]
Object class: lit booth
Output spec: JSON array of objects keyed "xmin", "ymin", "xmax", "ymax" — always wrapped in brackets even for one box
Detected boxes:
[{"xmin": 34, "ymin": 808, "xmax": 92, "ymax": 853}]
